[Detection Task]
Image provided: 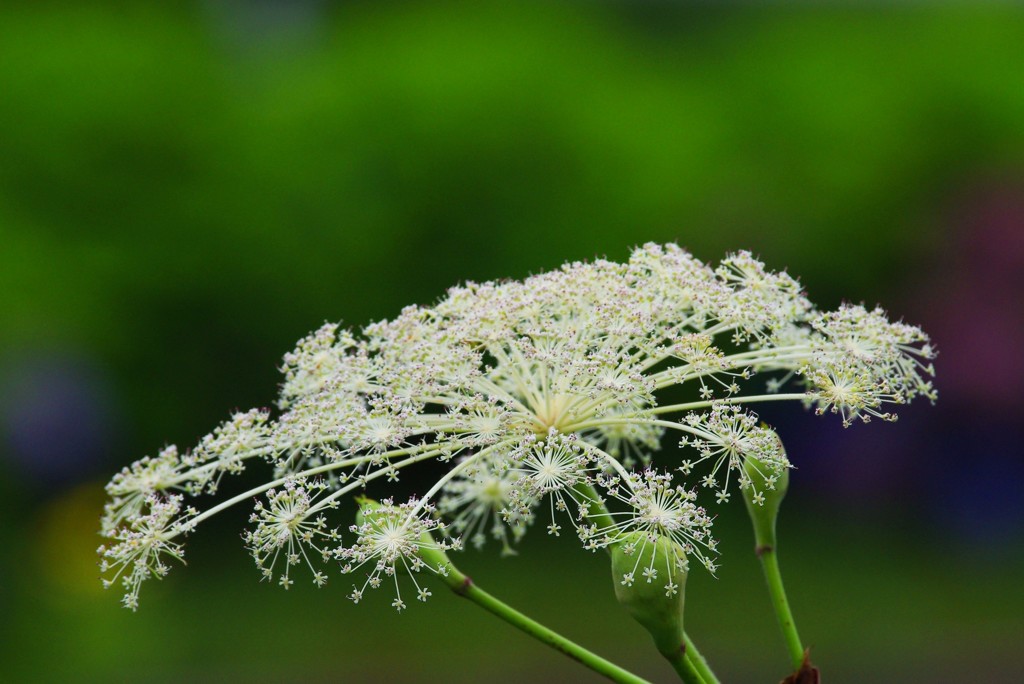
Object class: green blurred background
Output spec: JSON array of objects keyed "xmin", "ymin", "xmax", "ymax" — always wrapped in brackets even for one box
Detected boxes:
[{"xmin": 2, "ymin": 2, "xmax": 1023, "ymax": 682}]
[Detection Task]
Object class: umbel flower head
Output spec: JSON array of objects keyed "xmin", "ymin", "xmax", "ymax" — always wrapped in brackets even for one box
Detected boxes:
[{"xmin": 98, "ymin": 243, "xmax": 936, "ymax": 609}]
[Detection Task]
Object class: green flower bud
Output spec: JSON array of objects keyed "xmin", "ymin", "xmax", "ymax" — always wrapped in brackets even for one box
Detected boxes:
[
  {"xmin": 611, "ymin": 531, "xmax": 687, "ymax": 659},
  {"xmin": 741, "ymin": 435, "xmax": 790, "ymax": 550}
]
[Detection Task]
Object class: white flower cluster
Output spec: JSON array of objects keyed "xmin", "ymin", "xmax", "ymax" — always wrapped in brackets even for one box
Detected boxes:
[
  {"xmin": 339, "ymin": 497, "xmax": 458, "ymax": 611},
  {"xmin": 99, "ymin": 243, "xmax": 935, "ymax": 607}
]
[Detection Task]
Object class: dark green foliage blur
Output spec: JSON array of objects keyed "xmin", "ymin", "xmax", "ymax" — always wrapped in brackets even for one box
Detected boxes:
[{"xmin": 1, "ymin": 2, "xmax": 1022, "ymax": 682}]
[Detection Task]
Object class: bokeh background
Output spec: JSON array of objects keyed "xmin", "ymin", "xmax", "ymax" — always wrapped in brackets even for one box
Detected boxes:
[{"xmin": 2, "ymin": 2, "xmax": 1023, "ymax": 682}]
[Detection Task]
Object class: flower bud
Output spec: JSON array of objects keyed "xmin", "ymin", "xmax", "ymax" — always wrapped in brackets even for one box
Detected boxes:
[
  {"xmin": 741, "ymin": 436, "xmax": 790, "ymax": 550},
  {"xmin": 610, "ymin": 531, "xmax": 687, "ymax": 659}
]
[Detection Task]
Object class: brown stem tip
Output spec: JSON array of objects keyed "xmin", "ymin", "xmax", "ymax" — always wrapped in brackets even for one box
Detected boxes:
[{"xmin": 780, "ymin": 650, "xmax": 820, "ymax": 684}]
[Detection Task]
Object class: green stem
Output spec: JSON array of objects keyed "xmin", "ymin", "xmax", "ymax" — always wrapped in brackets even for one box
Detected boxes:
[
  {"xmin": 665, "ymin": 649, "xmax": 705, "ymax": 684},
  {"xmin": 742, "ymin": 450, "xmax": 806, "ymax": 673},
  {"xmin": 573, "ymin": 480, "xmax": 615, "ymax": 530},
  {"xmin": 444, "ymin": 566, "xmax": 651, "ymax": 684},
  {"xmin": 684, "ymin": 633, "xmax": 719, "ymax": 684},
  {"xmin": 758, "ymin": 544, "xmax": 805, "ymax": 670}
]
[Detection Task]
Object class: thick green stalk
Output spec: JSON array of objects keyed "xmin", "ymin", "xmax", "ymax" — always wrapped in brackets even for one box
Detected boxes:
[{"xmin": 445, "ymin": 565, "xmax": 652, "ymax": 684}]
